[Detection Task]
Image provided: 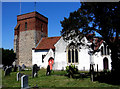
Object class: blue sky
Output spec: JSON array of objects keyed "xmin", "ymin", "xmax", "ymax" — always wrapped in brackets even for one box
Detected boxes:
[{"xmin": 2, "ymin": 2, "xmax": 80, "ymax": 49}]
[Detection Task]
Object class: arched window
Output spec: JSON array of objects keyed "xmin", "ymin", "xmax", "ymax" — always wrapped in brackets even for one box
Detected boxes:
[
  {"xmin": 68, "ymin": 49, "xmax": 71, "ymax": 63},
  {"xmin": 67, "ymin": 43, "xmax": 78, "ymax": 63},
  {"xmin": 107, "ymin": 46, "xmax": 109, "ymax": 55},
  {"xmin": 75, "ymin": 49, "xmax": 78, "ymax": 63},
  {"xmin": 25, "ymin": 22, "xmax": 27, "ymax": 30},
  {"xmin": 72, "ymin": 49, "xmax": 74, "ymax": 63},
  {"xmin": 104, "ymin": 44, "xmax": 106, "ymax": 55},
  {"xmin": 101, "ymin": 46, "xmax": 103, "ymax": 55}
]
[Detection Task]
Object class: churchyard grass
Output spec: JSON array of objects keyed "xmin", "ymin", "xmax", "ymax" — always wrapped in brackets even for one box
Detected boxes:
[{"xmin": 2, "ymin": 69, "xmax": 120, "ymax": 88}]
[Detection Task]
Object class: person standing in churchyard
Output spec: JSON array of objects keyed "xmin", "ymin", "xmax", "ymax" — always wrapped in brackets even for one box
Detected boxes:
[
  {"xmin": 46, "ymin": 65, "xmax": 51, "ymax": 76},
  {"xmin": 32, "ymin": 64, "xmax": 38, "ymax": 78}
]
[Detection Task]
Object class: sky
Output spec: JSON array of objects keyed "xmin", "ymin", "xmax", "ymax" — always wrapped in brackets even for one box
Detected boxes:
[{"xmin": 2, "ymin": 2, "xmax": 80, "ymax": 49}]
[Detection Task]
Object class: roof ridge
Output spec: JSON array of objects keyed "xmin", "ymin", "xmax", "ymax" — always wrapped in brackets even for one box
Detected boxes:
[{"xmin": 43, "ymin": 36, "xmax": 61, "ymax": 39}]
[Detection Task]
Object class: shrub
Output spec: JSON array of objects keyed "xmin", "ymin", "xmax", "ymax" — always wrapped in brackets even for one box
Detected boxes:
[{"xmin": 65, "ymin": 64, "xmax": 78, "ymax": 78}]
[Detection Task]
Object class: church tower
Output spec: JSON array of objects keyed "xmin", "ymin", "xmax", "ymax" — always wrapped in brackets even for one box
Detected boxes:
[{"xmin": 14, "ymin": 11, "xmax": 48, "ymax": 66}]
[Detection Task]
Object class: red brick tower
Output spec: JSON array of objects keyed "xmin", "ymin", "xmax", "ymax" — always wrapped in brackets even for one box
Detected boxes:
[{"xmin": 14, "ymin": 11, "xmax": 48, "ymax": 66}]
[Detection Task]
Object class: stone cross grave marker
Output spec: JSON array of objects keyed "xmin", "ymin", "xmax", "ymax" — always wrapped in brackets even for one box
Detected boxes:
[
  {"xmin": 32, "ymin": 64, "xmax": 38, "ymax": 78},
  {"xmin": 21, "ymin": 75, "xmax": 29, "ymax": 88},
  {"xmin": 17, "ymin": 72, "xmax": 22, "ymax": 81}
]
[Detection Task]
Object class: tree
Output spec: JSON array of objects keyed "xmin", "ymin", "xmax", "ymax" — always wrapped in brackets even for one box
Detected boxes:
[
  {"xmin": 61, "ymin": 2, "xmax": 120, "ymax": 80},
  {"xmin": 2, "ymin": 48, "xmax": 16, "ymax": 66}
]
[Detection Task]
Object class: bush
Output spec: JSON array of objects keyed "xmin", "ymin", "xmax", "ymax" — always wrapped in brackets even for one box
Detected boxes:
[{"xmin": 66, "ymin": 64, "xmax": 78, "ymax": 78}]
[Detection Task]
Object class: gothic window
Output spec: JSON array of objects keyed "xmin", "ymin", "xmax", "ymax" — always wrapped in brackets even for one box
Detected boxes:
[
  {"xmin": 25, "ymin": 22, "xmax": 27, "ymax": 30},
  {"xmin": 104, "ymin": 44, "xmax": 106, "ymax": 55},
  {"xmin": 68, "ymin": 49, "xmax": 71, "ymax": 63},
  {"xmin": 68, "ymin": 43, "xmax": 78, "ymax": 63},
  {"xmin": 72, "ymin": 49, "xmax": 74, "ymax": 63},
  {"xmin": 101, "ymin": 46, "xmax": 103, "ymax": 55},
  {"xmin": 107, "ymin": 46, "xmax": 110, "ymax": 55},
  {"xmin": 75, "ymin": 49, "xmax": 78, "ymax": 63}
]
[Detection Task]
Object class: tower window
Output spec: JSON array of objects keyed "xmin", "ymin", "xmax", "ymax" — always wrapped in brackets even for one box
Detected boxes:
[
  {"xmin": 25, "ymin": 22, "xmax": 27, "ymax": 30},
  {"xmin": 41, "ymin": 24, "xmax": 43, "ymax": 32}
]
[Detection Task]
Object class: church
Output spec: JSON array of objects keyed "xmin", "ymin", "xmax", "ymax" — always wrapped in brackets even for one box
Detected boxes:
[{"xmin": 14, "ymin": 11, "xmax": 112, "ymax": 71}]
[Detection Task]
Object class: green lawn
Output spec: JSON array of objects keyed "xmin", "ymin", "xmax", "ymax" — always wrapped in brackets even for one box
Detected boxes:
[{"xmin": 2, "ymin": 69, "xmax": 120, "ymax": 88}]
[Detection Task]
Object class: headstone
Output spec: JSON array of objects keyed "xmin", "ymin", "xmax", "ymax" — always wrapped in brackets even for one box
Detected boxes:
[
  {"xmin": 17, "ymin": 72, "xmax": 22, "ymax": 81},
  {"xmin": 14, "ymin": 65, "xmax": 17, "ymax": 72},
  {"xmin": 3, "ymin": 66, "xmax": 7, "ymax": 71},
  {"xmin": 4, "ymin": 67, "xmax": 11, "ymax": 76},
  {"xmin": 46, "ymin": 65, "xmax": 51, "ymax": 76},
  {"xmin": 32, "ymin": 64, "xmax": 38, "ymax": 78},
  {"xmin": 21, "ymin": 64, "xmax": 25, "ymax": 71},
  {"xmin": 18, "ymin": 65, "xmax": 22, "ymax": 71},
  {"xmin": 9, "ymin": 66, "xmax": 12, "ymax": 72},
  {"xmin": 21, "ymin": 75, "xmax": 29, "ymax": 88}
]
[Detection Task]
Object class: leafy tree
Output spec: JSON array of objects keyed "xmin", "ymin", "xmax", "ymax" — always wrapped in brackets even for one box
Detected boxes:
[
  {"xmin": 2, "ymin": 48, "xmax": 16, "ymax": 66},
  {"xmin": 61, "ymin": 2, "xmax": 120, "ymax": 79}
]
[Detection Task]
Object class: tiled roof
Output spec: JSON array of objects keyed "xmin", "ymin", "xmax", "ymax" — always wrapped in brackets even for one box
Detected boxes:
[
  {"xmin": 35, "ymin": 36, "xmax": 61, "ymax": 50},
  {"xmin": 86, "ymin": 34, "xmax": 103, "ymax": 50},
  {"xmin": 94, "ymin": 38, "xmax": 103, "ymax": 50},
  {"xmin": 34, "ymin": 34, "xmax": 103, "ymax": 50}
]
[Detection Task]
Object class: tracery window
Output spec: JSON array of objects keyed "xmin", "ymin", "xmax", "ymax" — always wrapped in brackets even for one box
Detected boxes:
[
  {"xmin": 101, "ymin": 44, "xmax": 110, "ymax": 55},
  {"xmin": 68, "ymin": 43, "xmax": 78, "ymax": 63}
]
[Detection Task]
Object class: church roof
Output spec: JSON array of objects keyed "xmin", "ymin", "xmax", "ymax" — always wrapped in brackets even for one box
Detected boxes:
[
  {"xmin": 34, "ymin": 34, "xmax": 103, "ymax": 51},
  {"xmin": 94, "ymin": 38, "xmax": 103, "ymax": 50},
  {"xmin": 35, "ymin": 36, "xmax": 61, "ymax": 50}
]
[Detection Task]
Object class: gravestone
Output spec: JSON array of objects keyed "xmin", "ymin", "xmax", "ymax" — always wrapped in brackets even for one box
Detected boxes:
[
  {"xmin": 18, "ymin": 65, "xmax": 22, "ymax": 71},
  {"xmin": 17, "ymin": 72, "xmax": 22, "ymax": 81},
  {"xmin": 3, "ymin": 66, "xmax": 7, "ymax": 71},
  {"xmin": 21, "ymin": 75, "xmax": 29, "ymax": 88},
  {"xmin": 4, "ymin": 67, "xmax": 11, "ymax": 76},
  {"xmin": 9, "ymin": 66, "xmax": 12, "ymax": 72},
  {"xmin": 32, "ymin": 64, "xmax": 38, "ymax": 78},
  {"xmin": 21, "ymin": 64, "xmax": 25, "ymax": 71},
  {"xmin": 14, "ymin": 65, "xmax": 17, "ymax": 72},
  {"xmin": 46, "ymin": 65, "xmax": 51, "ymax": 76}
]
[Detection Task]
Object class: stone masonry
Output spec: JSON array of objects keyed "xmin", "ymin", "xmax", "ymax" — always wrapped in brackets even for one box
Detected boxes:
[{"xmin": 14, "ymin": 11, "xmax": 48, "ymax": 66}]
